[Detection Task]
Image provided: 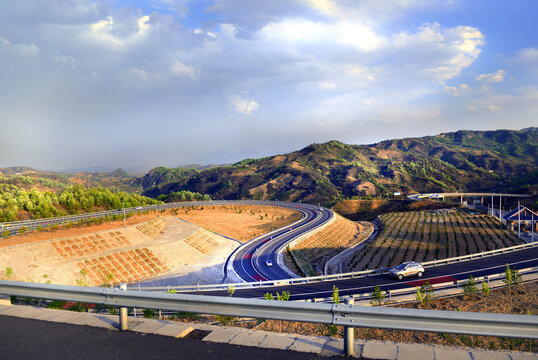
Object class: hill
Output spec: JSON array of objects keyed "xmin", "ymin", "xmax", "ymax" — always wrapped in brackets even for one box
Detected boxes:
[
  {"xmin": 139, "ymin": 128, "xmax": 537, "ymax": 206},
  {"xmin": 0, "ymin": 168, "xmax": 159, "ymax": 222},
  {"xmin": 0, "ymin": 167, "xmax": 138, "ymax": 192}
]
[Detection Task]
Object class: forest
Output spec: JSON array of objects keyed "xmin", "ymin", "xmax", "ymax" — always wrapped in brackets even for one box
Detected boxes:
[{"xmin": 0, "ymin": 184, "xmax": 161, "ymax": 222}]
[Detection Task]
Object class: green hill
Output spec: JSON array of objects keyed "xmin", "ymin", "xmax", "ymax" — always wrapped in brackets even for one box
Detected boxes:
[{"xmin": 139, "ymin": 128, "xmax": 538, "ymax": 206}]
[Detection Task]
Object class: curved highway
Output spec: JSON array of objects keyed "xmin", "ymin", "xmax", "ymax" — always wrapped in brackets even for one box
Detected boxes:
[
  {"xmin": 197, "ymin": 245, "xmax": 538, "ymax": 301},
  {"xmin": 232, "ymin": 203, "xmax": 332, "ymax": 282}
]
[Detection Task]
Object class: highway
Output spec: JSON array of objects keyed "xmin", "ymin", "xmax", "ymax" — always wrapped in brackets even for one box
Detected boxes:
[
  {"xmin": 3, "ymin": 199, "xmax": 537, "ymax": 303},
  {"xmin": 232, "ymin": 203, "xmax": 332, "ymax": 282},
  {"xmin": 195, "ymin": 245, "xmax": 538, "ymax": 300}
]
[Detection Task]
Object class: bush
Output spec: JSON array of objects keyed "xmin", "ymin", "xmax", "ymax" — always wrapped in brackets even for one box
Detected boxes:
[
  {"xmin": 463, "ymin": 275, "xmax": 477, "ymax": 295},
  {"xmin": 143, "ymin": 309, "xmax": 157, "ymax": 318},
  {"xmin": 370, "ymin": 284, "xmax": 385, "ymax": 306}
]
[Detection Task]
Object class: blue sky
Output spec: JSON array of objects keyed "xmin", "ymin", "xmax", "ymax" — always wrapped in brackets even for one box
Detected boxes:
[{"xmin": 0, "ymin": 0, "xmax": 536, "ymax": 171}]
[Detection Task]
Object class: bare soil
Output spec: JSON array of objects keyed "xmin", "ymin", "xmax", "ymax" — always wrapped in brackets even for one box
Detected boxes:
[
  {"xmin": 175, "ymin": 205, "xmax": 301, "ymax": 242},
  {"xmin": 0, "ymin": 212, "xmax": 164, "ymax": 248},
  {"xmin": 1, "ymin": 205, "xmax": 301, "ymax": 248}
]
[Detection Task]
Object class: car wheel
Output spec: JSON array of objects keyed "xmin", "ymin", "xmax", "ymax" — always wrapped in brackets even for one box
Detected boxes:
[
  {"xmin": 417, "ymin": 272, "xmax": 423, "ymax": 277},
  {"xmin": 398, "ymin": 274, "xmax": 403, "ymax": 280}
]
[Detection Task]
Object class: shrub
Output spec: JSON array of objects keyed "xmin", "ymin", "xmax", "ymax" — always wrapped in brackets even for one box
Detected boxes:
[
  {"xmin": 481, "ymin": 281, "xmax": 490, "ymax": 308},
  {"xmin": 5, "ymin": 267, "xmax": 13, "ymax": 280},
  {"xmin": 143, "ymin": 309, "xmax": 157, "ymax": 318},
  {"xmin": 370, "ymin": 284, "xmax": 385, "ymax": 306},
  {"xmin": 463, "ymin": 275, "xmax": 477, "ymax": 295},
  {"xmin": 332, "ymin": 285, "xmax": 340, "ymax": 304}
]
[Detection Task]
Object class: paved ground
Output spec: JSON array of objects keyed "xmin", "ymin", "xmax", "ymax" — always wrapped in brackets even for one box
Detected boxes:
[
  {"xmin": 0, "ymin": 314, "xmax": 344, "ymax": 360},
  {"xmin": 0, "ymin": 303, "xmax": 535, "ymax": 360}
]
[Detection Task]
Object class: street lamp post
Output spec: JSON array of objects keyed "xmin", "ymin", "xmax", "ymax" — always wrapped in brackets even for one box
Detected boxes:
[{"xmin": 123, "ymin": 202, "xmax": 126, "ymax": 227}]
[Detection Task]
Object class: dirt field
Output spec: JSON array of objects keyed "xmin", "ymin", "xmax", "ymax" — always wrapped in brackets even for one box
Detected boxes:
[
  {"xmin": 0, "ymin": 212, "xmax": 166, "ymax": 249},
  {"xmin": 0, "ymin": 205, "xmax": 301, "ymax": 248},
  {"xmin": 175, "ymin": 205, "xmax": 301, "ymax": 242}
]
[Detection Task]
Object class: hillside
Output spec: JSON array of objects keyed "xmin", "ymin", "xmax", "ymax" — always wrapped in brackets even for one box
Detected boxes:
[
  {"xmin": 140, "ymin": 128, "xmax": 538, "ymax": 206},
  {"xmin": 0, "ymin": 167, "xmax": 139, "ymax": 192}
]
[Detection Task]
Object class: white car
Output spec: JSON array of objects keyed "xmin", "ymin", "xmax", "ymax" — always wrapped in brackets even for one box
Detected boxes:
[
  {"xmin": 389, "ymin": 262, "xmax": 424, "ymax": 280},
  {"xmin": 265, "ymin": 259, "xmax": 273, "ymax": 267}
]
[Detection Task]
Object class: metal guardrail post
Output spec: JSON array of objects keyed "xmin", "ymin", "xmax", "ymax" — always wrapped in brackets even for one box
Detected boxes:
[
  {"xmin": 344, "ymin": 297, "xmax": 354, "ymax": 357},
  {"xmin": 119, "ymin": 283, "xmax": 128, "ymax": 331}
]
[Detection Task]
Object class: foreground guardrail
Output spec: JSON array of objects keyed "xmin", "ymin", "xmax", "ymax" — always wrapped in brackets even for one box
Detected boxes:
[{"xmin": 1, "ymin": 280, "xmax": 537, "ymax": 356}]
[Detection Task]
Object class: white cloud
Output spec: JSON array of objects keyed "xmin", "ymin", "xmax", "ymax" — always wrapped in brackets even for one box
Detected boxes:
[
  {"xmin": 170, "ymin": 60, "xmax": 198, "ymax": 80},
  {"xmin": 259, "ymin": 18, "xmax": 386, "ymax": 53},
  {"xmin": 0, "ymin": 36, "xmax": 40, "ymax": 57},
  {"xmin": 228, "ymin": 91, "xmax": 260, "ymax": 115},
  {"xmin": 392, "ymin": 23, "xmax": 484, "ymax": 81},
  {"xmin": 88, "ymin": 15, "xmax": 151, "ymax": 47},
  {"xmin": 516, "ymin": 47, "xmax": 538, "ymax": 62},
  {"xmin": 476, "ymin": 69, "xmax": 506, "ymax": 83},
  {"xmin": 444, "ymin": 83, "xmax": 469, "ymax": 97},
  {"xmin": 513, "ymin": 47, "xmax": 538, "ymax": 74}
]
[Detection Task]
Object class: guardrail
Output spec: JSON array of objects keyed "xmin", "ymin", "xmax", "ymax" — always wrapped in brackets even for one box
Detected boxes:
[
  {"xmin": 132, "ymin": 240, "xmax": 538, "ymax": 292},
  {"xmin": 0, "ymin": 280, "xmax": 536, "ymax": 356}
]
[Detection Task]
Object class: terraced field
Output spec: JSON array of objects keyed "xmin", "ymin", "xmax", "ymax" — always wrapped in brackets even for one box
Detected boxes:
[
  {"xmin": 287, "ymin": 214, "xmax": 368, "ymax": 276},
  {"xmin": 344, "ymin": 209, "xmax": 523, "ymax": 272}
]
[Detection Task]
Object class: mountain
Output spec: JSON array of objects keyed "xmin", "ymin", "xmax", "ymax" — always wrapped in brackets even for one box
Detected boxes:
[
  {"xmin": 138, "ymin": 129, "xmax": 537, "ymax": 206},
  {"xmin": 0, "ymin": 167, "xmax": 138, "ymax": 192}
]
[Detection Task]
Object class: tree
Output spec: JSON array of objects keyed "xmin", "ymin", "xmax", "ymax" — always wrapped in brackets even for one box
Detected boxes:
[
  {"xmin": 481, "ymin": 281, "xmax": 490, "ymax": 309},
  {"xmin": 332, "ymin": 285, "xmax": 340, "ymax": 304},
  {"xmin": 416, "ymin": 280, "xmax": 434, "ymax": 308},
  {"xmin": 503, "ymin": 264, "xmax": 522, "ymax": 309},
  {"xmin": 463, "ymin": 275, "xmax": 477, "ymax": 295},
  {"xmin": 370, "ymin": 285, "xmax": 385, "ymax": 306}
]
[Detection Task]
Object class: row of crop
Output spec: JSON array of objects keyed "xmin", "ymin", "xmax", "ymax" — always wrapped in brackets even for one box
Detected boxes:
[{"xmin": 345, "ymin": 210, "xmax": 523, "ymax": 272}]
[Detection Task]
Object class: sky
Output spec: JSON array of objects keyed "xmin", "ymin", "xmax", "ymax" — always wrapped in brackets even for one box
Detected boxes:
[{"xmin": 0, "ymin": 0, "xmax": 537, "ymax": 171}]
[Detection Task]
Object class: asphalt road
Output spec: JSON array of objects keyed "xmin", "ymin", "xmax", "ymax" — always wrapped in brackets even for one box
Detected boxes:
[
  {"xmin": 232, "ymin": 203, "xmax": 332, "ymax": 282},
  {"xmin": 0, "ymin": 315, "xmax": 349, "ymax": 360},
  {"xmin": 197, "ymin": 246, "xmax": 538, "ymax": 300}
]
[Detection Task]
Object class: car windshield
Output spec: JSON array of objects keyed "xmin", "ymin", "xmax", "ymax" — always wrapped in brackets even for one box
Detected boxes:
[{"xmin": 395, "ymin": 264, "xmax": 406, "ymax": 270}]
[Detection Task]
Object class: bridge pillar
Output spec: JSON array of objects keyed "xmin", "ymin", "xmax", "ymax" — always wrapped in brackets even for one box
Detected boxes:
[{"xmin": 499, "ymin": 196, "xmax": 502, "ymax": 221}]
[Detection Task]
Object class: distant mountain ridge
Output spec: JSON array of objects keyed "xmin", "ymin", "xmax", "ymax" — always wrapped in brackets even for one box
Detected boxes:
[
  {"xmin": 138, "ymin": 128, "xmax": 537, "ymax": 206},
  {"xmin": 0, "ymin": 167, "xmax": 138, "ymax": 192}
]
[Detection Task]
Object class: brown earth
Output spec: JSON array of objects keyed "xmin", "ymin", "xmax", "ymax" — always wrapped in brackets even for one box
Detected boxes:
[
  {"xmin": 1, "ymin": 205, "xmax": 300, "ymax": 248},
  {"xmin": 0, "ymin": 211, "xmax": 168, "ymax": 248},
  {"xmin": 175, "ymin": 205, "xmax": 301, "ymax": 242}
]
